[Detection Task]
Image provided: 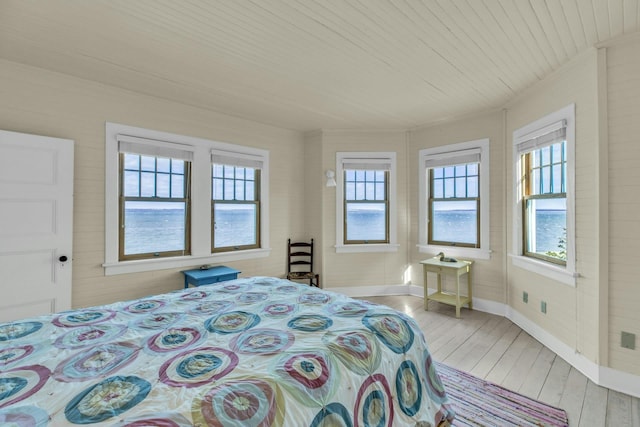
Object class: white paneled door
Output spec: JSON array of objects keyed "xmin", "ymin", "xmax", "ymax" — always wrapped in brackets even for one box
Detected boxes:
[{"xmin": 0, "ymin": 130, "xmax": 74, "ymax": 322}]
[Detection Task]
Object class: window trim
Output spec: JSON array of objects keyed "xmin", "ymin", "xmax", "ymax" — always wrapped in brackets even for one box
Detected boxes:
[
  {"xmin": 511, "ymin": 104, "xmax": 577, "ymax": 286},
  {"xmin": 335, "ymin": 152, "xmax": 398, "ymax": 253},
  {"xmin": 104, "ymin": 122, "xmax": 270, "ymax": 275},
  {"xmin": 418, "ymin": 139, "xmax": 491, "ymax": 260}
]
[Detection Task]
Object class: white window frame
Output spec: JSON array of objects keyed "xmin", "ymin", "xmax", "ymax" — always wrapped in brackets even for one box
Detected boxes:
[
  {"xmin": 335, "ymin": 152, "xmax": 398, "ymax": 253},
  {"xmin": 511, "ymin": 104, "xmax": 577, "ymax": 286},
  {"xmin": 104, "ymin": 122, "xmax": 270, "ymax": 275},
  {"xmin": 418, "ymin": 139, "xmax": 491, "ymax": 260}
]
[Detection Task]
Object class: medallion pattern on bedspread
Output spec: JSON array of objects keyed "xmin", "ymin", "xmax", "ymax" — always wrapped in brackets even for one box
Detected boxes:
[
  {"xmin": 362, "ymin": 312, "xmax": 415, "ymax": 354},
  {"xmin": 0, "ymin": 405, "xmax": 49, "ymax": 425},
  {"xmin": 0, "ymin": 345, "xmax": 36, "ymax": 368},
  {"xmin": 53, "ymin": 310, "xmax": 116, "ymax": 327},
  {"xmin": 0, "ymin": 276, "xmax": 454, "ymax": 426},
  {"xmin": 272, "ymin": 350, "xmax": 337, "ymax": 406},
  {"xmin": 205, "ymin": 311, "xmax": 261, "ymax": 334},
  {"xmin": 64, "ymin": 375, "xmax": 151, "ymax": 424},
  {"xmin": 0, "ymin": 321, "xmax": 42, "ymax": 341},
  {"xmin": 53, "ymin": 342, "xmax": 140, "ymax": 382},
  {"xmin": 159, "ymin": 346, "xmax": 239, "ymax": 388},
  {"xmin": 54, "ymin": 324, "xmax": 128, "ymax": 350},
  {"xmin": 123, "ymin": 299, "xmax": 166, "ymax": 314},
  {"xmin": 0, "ymin": 365, "xmax": 50, "ymax": 408},
  {"xmin": 146, "ymin": 327, "xmax": 204, "ymax": 353}
]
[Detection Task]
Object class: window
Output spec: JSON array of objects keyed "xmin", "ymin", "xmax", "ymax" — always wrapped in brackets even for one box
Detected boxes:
[
  {"xmin": 104, "ymin": 123, "xmax": 270, "ymax": 275},
  {"xmin": 512, "ymin": 104, "xmax": 575, "ymax": 285},
  {"xmin": 429, "ymin": 159, "xmax": 479, "ymax": 247},
  {"xmin": 116, "ymin": 135, "xmax": 193, "ymax": 261},
  {"xmin": 419, "ymin": 139, "xmax": 490, "ymax": 259},
  {"xmin": 344, "ymin": 169, "xmax": 388, "ymax": 243},
  {"xmin": 211, "ymin": 151, "xmax": 263, "ymax": 252},
  {"xmin": 335, "ymin": 152, "xmax": 398, "ymax": 253},
  {"xmin": 521, "ymin": 139, "xmax": 566, "ymax": 264},
  {"xmin": 120, "ymin": 151, "xmax": 191, "ymax": 260}
]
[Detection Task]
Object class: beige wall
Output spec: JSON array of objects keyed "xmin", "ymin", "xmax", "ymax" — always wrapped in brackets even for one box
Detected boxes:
[
  {"xmin": 504, "ymin": 50, "xmax": 601, "ymax": 364},
  {"xmin": 408, "ymin": 111, "xmax": 506, "ymax": 303},
  {"xmin": 314, "ymin": 130, "xmax": 410, "ymax": 288},
  {"xmin": 0, "ymin": 59, "xmax": 306, "ymax": 309},
  {"xmin": 302, "ymin": 131, "xmax": 324, "ymax": 280},
  {"xmin": 606, "ymin": 34, "xmax": 640, "ymax": 375}
]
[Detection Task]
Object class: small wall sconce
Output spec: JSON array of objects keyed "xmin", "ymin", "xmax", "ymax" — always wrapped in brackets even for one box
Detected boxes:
[{"xmin": 325, "ymin": 170, "xmax": 337, "ymax": 187}]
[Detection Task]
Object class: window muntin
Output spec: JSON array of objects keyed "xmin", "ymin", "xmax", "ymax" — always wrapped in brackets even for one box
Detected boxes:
[
  {"xmin": 119, "ymin": 153, "xmax": 191, "ymax": 260},
  {"xmin": 344, "ymin": 169, "xmax": 389, "ymax": 244},
  {"xmin": 428, "ymin": 163, "xmax": 480, "ymax": 247},
  {"xmin": 522, "ymin": 140, "xmax": 567, "ymax": 264},
  {"xmin": 212, "ymin": 164, "xmax": 260, "ymax": 252}
]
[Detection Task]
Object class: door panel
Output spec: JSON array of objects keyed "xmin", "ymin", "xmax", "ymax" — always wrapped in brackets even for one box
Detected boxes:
[
  {"xmin": 0, "ymin": 199, "xmax": 56, "ymax": 236},
  {"xmin": 0, "ymin": 144, "xmax": 57, "ymax": 185},
  {"xmin": 0, "ymin": 130, "xmax": 73, "ymax": 322}
]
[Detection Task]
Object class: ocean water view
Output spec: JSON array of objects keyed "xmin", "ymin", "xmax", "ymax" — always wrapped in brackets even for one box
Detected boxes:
[
  {"xmin": 124, "ymin": 209, "xmax": 186, "ymax": 254},
  {"xmin": 433, "ymin": 209, "xmax": 565, "ymax": 252},
  {"xmin": 432, "ymin": 210, "xmax": 477, "ymax": 245},
  {"xmin": 124, "ymin": 208, "xmax": 567, "ymax": 254},
  {"xmin": 213, "ymin": 207, "xmax": 257, "ymax": 248},
  {"xmin": 123, "ymin": 208, "xmax": 256, "ymax": 254},
  {"xmin": 346, "ymin": 206, "xmax": 386, "ymax": 241},
  {"xmin": 529, "ymin": 209, "xmax": 567, "ymax": 253}
]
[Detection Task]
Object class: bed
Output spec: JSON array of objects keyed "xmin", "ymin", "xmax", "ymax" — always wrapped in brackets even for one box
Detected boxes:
[{"xmin": 0, "ymin": 276, "xmax": 454, "ymax": 426}]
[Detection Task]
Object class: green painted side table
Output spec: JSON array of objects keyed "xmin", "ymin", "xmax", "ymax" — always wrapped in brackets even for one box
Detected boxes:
[{"xmin": 420, "ymin": 258, "xmax": 473, "ymax": 318}]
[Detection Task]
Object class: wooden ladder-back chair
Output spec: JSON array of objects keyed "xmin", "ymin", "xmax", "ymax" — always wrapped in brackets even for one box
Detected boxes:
[{"xmin": 287, "ymin": 238, "xmax": 320, "ymax": 287}]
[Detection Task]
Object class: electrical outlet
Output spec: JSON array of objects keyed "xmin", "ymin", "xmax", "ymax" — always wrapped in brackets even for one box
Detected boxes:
[
  {"xmin": 523, "ymin": 291, "xmax": 528, "ymax": 303},
  {"xmin": 621, "ymin": 332, "xmax": 636, "ymax": 350},
  {"xmin": 541, "ymin": 301, "xmax": 547, "ymax": 314}
]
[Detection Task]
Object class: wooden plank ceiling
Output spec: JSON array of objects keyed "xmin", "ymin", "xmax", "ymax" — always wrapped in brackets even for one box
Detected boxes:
[{"xmin": 0, "ymin": 0, "xmax": 638, "ymax": 131}]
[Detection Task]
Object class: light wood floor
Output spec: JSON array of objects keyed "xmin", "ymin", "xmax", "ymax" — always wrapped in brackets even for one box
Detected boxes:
[{"xmin": 359, "ymin": 295, "xmax": 640, "ymax": 427}]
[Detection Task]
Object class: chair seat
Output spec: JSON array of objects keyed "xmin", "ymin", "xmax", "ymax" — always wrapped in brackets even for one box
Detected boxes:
[{"xmin": 287, "ymin": 272, "xmax": 316, "ymax": 280}]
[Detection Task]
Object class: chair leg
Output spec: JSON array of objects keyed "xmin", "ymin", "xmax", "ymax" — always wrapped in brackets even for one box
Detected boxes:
[{"xmin": 315, "ymin": 274, "xmax": 320, "ymax": 288}]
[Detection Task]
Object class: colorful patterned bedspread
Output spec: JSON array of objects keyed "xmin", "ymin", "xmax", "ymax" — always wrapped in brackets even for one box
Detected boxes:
[{"xmin": 0, "ymin": 276, "xmax": 454, "ymax": 426}]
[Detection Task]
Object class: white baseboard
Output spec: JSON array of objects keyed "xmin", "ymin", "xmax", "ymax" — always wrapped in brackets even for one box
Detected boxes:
[
  {"xmin": 506, "ymin": 307, "xmax": 640, "ymax": 399},
  {"xmin": 506, "ymin": 307, "xmax": 600, "ymax": 380},
  {"xmin": 331, "ymin": 283, "xmax": 640, "ymax": 399},
  {"xmin": 599, "ymin": 366, "xmax": 640, "ymax": 398}
]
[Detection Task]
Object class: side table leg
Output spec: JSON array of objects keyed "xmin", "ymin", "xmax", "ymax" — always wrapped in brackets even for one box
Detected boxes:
[
  {"xmin": 455, "ymin": 274, "xmax": 461, "ymax": 318},
  {"xmin": 423, "ymin": 267, "xmax": 429, "ymax": 311},
  {"xmin": 468, "ymin": 267, "xmax": 473, "ymax": 310}
]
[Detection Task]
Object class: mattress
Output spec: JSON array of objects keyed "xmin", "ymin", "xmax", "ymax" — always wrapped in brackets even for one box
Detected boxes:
[{"xmin": 0, "ymin": 276, "xmax": 454, "ymax": 426}]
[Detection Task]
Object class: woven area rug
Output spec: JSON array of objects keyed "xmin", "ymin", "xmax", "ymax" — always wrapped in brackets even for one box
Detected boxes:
[{"xmin": 436, "ymin": 362, "xmax": 570, "ymax": 426}]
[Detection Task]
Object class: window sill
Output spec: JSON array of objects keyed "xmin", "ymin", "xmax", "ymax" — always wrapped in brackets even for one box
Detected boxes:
[
  {"xmin": 509, "ymin": 254, "xmax": 577, "ymax": 287},
  {"xmin": 335, "ymin": 244, "xmax": 399, "ymax": 254},
  {"xmin": 417, "ymin": 244, "xmax": 491, "ymax": 260},
  {"xmin": 103, "ymin": 248, "xmax": 271, "ymax": 276}
]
